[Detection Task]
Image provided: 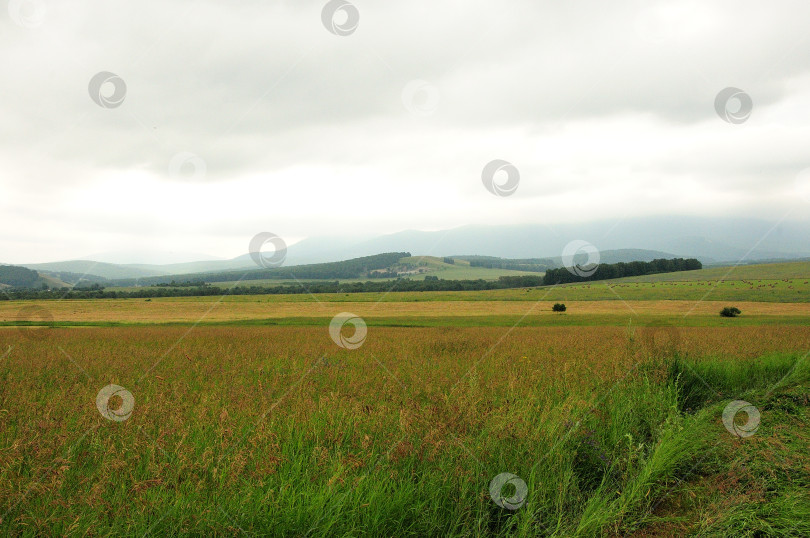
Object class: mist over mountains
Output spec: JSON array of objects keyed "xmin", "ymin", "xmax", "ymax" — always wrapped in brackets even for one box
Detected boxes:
[
  {"xmin": 12, "ymin": 216, "xmax": 810, "ymax": 280},
  {"xmin": 287, "ymin": 216, "xmax": 810, "ymax": 265}
]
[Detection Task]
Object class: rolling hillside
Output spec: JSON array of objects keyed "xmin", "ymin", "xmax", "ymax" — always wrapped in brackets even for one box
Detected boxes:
[
  {"xmin": 21, "ymin": 260, "xmax": 166, "ymax": 280},
  {"xmin": 608, "ymin": 260, "xmax": 810, "ymax": 283}
]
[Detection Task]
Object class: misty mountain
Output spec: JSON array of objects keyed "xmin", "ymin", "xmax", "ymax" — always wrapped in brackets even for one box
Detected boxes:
[
  {"xmin": 282, "ymin": 217, "xmax": 810, "ymax": 265},
  {"xmin": 16, "ymin": 216, "xmax": 810, "ymax": 280},
  {"xmin": 81, "ymin": 250, "xmax": 225, "ymax": 265},
  {"xmin": 19, "ymin": 260, "xmax": 166, "ymax": 280}
]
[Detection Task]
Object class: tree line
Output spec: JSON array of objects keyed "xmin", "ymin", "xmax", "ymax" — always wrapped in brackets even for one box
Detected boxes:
[{"xmin": 542, "ymin": 258, "xmax": 702, "ymax": 285}]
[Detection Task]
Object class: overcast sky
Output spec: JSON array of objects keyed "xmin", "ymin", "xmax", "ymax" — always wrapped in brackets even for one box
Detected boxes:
[{"xmin": 3, "ymin": 0, "xmax": 810, "ymax": 263}]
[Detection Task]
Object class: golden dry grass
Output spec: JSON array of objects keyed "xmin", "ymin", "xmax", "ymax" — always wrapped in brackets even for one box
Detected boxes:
[
  {"xmin": 3, "ymin": 298, "xmax": 810, "ymax": 324},
  {"xmin": 2, "ymin": 325, "xmax": 808, "ymax": 468}
]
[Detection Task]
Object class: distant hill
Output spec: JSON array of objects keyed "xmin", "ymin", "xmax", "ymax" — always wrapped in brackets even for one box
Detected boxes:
[
  {"xmin": 38, "ymin": 273, "xmax": 72, "ymax": 288},
  {"xmin": 0, "ymin": 265, "xmax": 42, "ymax": 288},
  {"xmin": 454, "ymin": 249, "xmax": 678, "ymax": 270},
  {"xmin": 38, "ymin": 270, "xmax": 108, "ymax": 286},
  {"xmin": 19, "ymin": 260, "xmax": 166, "ymax": 280},
  {"xmin": 0, "ymin": 265, "xmax": 87, "ymax": 289},
  {"xmin": 123, "ymin": 259, "xmax": 255, "ymax": 276},
  {"xmin": 106, "ymin": 252, "xmax": 412, "ymax": 287},
  {"xmin": 260, "ymin": 217, "xmax": 810, "ymax": 265},
  {"xmin": 80, "ymin": 250, "xmax": 224, "ymax": 265},
  {"xmin": 15, "ymin": 216, "xmax": 810, "ymax": 279},
  {"xmin": 103, "ymin": 251, "xmax": 694, "ymax": 288}
]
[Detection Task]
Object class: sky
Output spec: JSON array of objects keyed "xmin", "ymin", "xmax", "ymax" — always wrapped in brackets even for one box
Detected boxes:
[{"xmin": 3, "ymin": 0, "xmax": 810, "ymax": 264}]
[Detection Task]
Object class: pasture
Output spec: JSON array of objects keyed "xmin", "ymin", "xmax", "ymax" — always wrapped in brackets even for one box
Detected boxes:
[{"xmin": 0, "ymin": 261, "xmax": 808, "ymax": 536}]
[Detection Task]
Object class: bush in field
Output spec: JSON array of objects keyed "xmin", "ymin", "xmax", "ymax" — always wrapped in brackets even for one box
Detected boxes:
[
  {"xmin": 553, "ymin": 303, "xmax": 567, "ymax": 312},
  {"xmin": 720, "ymin": 306, "xmax": 741, "ymax": 317}
]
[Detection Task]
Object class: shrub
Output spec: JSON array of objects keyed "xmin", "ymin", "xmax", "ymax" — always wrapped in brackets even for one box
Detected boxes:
[
  {"xmin": 553, "ymin": 303, "xmax": 567, "ymax": 312},
  {"xmin": 720, "ymin": 306, "xmax": 741, "ymax": 317}
]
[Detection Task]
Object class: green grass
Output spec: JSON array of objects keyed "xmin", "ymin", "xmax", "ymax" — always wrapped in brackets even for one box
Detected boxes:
[
  {"xmin": 1, "ymin": 335, "xmax": 806, "ymax": 536},
  {"xmin": 3, "ymin": 260, "xmax": 809, "ymax": 535},
  {"xmin": 669, "ymin": 353, "xmax": 802, "ymax": 412},
  {"xmin": 617, "ymin": 260, "xmax": 810, "ymax": 282},
  {"xmin": 397, "ymin": 256, "xmax": 539, "ymax": 280},
  {"xmin": 543, "ymin": 279, "xmax": 810, "ymax": 303},
  {"xmin": 644, "ymin": 355, "xmax": 810, "ymax": 536}
]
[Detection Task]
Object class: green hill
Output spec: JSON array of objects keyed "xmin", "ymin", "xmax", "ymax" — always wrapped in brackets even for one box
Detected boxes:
[
  {"xmin": 0, "ymin": 265, "xmax": 42, "ymax": 288},
  {"xmin": 394, "ymin": 256, "xmax": 540, "ymax": 280},
  {"xmin": 22, "ymin": 260, "xmax": 164, "ymax": 280},
  {"xmin": 108, "ymin": 252, "xmax": 413, "ymax": 287},
  {"xmin": 103, "ymin": 254, "xmax": 546, "ymax": 291},
  {"xmin": 38, "ymin": 273, "xmax": 71, "ymax": 289},
  {"xmin": 610, "ymin": 260, "xmax": 810, "ymax": 283}
]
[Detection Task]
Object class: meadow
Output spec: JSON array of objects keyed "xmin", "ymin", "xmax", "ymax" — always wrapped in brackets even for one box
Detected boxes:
[
  {"xmin": 102, "ymin": 256, "xmax": 536, "ymax": 293},
  {"xmin": 0, "ymin": 262, "xmax": 808, "ymax": 536}
]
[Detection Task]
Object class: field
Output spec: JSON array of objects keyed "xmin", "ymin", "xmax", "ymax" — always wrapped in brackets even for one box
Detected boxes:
[
  {"xmin": 104, "ymin": 256, "xmax": 537, "ymax": 292},
  {"xmin": 1, "ymin": 261, "xmax": 808, "ymax": 536},
  {"xmin": 615, "ymin": 260, "xmax": 810, "ymax": 281}
]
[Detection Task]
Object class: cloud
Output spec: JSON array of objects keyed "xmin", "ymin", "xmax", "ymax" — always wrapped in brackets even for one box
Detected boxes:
[{"xmin": 2, "ymin": 0, "xmax": 810, "ymax": 262}]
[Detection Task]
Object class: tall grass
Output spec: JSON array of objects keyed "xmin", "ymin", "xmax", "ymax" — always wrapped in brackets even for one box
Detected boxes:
[
  {"xmin": 0, "ymin": 327, "xmax": 807, "ymax": 536},
  {"xmin": 669, "ymin": 352, "xmax": 800, "ymax": 412}
]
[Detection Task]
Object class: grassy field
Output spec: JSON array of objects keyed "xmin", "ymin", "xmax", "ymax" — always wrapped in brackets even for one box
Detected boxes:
[
  {"xmin": 4, "ymin": 298, "xmax": 810, "ymax": 328},
  {"xmin": 102, "ymin": 266, "xmax": 810, "ymax": 304},
  {"xmin": 200, "ymin": 260, "xmax": 533, "ymax": 288},
  {"xmin": 103, "ymin": 261, "xmax": 810, "ymax": 303},
  {"xmin": 1, "ymin": 261, "xmax": 809, "ymax": 536},
  {"xmin": 545, "ymin": 278, "xmax": 810, "ymax": 303},
  {"xmin": 618, "ymin": 260, "xmax": 810, "ymax": 282},
  {"xmin": 394, "ymin": 256, "xmax": 539, "ymax": 281}
]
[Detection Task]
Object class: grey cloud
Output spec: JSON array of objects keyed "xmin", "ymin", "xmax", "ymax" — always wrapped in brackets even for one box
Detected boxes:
[{"xmin": 3, "ymin": 0, "xmax": 810, "ymax": 261}]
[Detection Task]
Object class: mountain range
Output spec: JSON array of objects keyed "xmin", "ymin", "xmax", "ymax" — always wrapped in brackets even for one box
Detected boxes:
[{"xmin": 9, "ymin": 216, "xmax": 810, "ymax": 281}]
